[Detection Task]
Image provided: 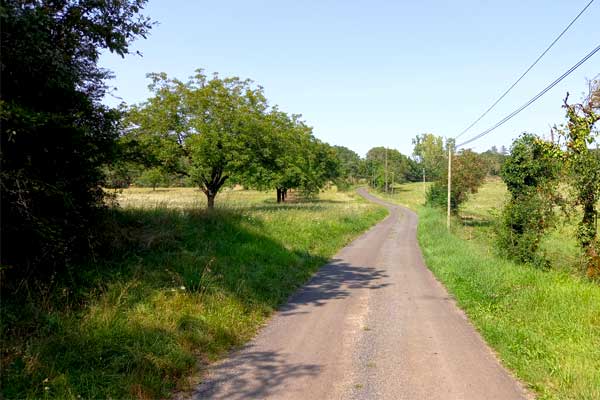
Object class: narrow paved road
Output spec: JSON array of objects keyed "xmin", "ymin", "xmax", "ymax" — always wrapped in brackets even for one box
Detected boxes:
[{"xmin": 192, "ymin": 189, "xmax": 529, "ymax": 399}]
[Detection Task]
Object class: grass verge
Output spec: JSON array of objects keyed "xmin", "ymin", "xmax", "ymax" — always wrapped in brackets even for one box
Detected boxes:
[
  {"xmin": 1, "ymin": 189, "xmax": 386, "ymax": 399},
  {"xmin": 417, "ymin": 207, "xmax": 600, "ymax": 399}
]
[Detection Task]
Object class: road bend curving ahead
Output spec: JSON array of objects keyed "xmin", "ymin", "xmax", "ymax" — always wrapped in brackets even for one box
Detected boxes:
[{"xmin": 191, "ymin": 188, "xmax": 529, "ymax": 400}]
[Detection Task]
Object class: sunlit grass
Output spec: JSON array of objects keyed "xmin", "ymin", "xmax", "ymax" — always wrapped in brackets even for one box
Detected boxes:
[
  {"xmin": 1, "ymin": 188, "xmax": 386, "ymax": 399},
  {"xmin": 373, "ymin": 181, "xmax": 430, "ymax": 210},
  {"xmin": 111, "ymin": 186, "xmax": 274, "ymax": 209}
]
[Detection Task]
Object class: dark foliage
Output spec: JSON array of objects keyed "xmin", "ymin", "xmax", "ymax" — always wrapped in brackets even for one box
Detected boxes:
[
  {"xmin": 496, "ymin": 134, "xmax": 560, "ymax": 265},
  {"xmin": 0, "ymin": 1, "xmax": 152, "ymax": 277}
]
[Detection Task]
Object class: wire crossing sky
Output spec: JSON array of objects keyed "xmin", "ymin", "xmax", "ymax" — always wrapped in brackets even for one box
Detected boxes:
[
  {"xmin": 453, "ymin": 0, "xmax": 596, "ymax": 142},
  {"xmin": 457, "ymin": 43, "xmax": 600, "ymax": 148},
  {"xmin": 100, "ymin": 0, "xmax": 600, "ymax": 156}
]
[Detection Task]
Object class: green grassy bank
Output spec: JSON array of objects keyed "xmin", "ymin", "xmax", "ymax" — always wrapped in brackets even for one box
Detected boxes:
[
  {"xmin": 1, "ymin": 189, "xmax": 386, "ymax": 399},
  {"xmin": 376, "ymin": 181, "xmax": 600, "ymax": 399},
  {"xmin": 418, "ymin": 207, "xmax": 600, "ymax": 400}
]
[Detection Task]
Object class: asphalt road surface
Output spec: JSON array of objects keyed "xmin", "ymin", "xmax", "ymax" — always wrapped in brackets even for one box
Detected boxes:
[{"xmin": 192, "ymin": 189, "xmax": 529, "ymax": 399}]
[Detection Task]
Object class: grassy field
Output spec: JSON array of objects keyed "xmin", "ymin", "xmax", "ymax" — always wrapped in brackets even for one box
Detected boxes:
[
  {"xmin": 375, "ymin": 180, "xmax": 600, "ymax": 400},
  {"xmin": 1, "ymin": 188, "xmax": 386, "ymax": 399}
]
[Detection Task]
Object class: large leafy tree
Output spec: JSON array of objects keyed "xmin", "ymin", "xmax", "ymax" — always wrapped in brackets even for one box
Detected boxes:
[
  {"xmin": 299, "ymin": 138, "xmax": 340, "ymax": 198},
  {"xmin": 242, "ymin": 109, "xmax": 306, "ymax": 202},
  {"xmin": 0, "ymin": 0, "xmax": 152, "ymax": 274},
  {"xmin": 123, "ymin": 71, "xmax": 270, "ymax": 208},
  {"xmin": 185, "ymin": 73, "xmax": 269, "ymax": 207},
  {"xmin": 244, "ymin": 110, "xmax": 339, "ymax": 202}
]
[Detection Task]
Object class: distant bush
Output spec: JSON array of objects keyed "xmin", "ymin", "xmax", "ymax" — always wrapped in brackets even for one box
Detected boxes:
[{"xmin": 135, "ymin": 168, "xmax": 171, "ymax": 190}]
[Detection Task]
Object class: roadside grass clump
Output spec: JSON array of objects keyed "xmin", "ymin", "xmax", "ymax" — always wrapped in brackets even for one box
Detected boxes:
[{"xmin": 1, "ymin": 189, "xmax": 386, "ymax": 399}]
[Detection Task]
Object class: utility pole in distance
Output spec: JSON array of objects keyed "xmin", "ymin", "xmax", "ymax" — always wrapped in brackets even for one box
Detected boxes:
[
  {"xmin": 447, "ymin": 147, "xmax": 452, "ymax": 230},
  {"xmin": 384, "ymin": 147, "xmax": 388, "ymax": 193}
]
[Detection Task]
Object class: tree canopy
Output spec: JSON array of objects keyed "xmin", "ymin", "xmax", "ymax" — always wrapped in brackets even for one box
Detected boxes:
[
  {"xmin": 121, "ymin": 71, "xmax": 340, "ymax": 207},
  {"xmin": 412, "ymin": 133, "xmax": 446, "ymax": 181},
  {"xmin": 1, "ymin": 0, "xmax": 152, "ymax": 273}
]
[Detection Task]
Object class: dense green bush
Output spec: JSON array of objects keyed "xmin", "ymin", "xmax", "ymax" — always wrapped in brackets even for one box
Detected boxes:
[
  {"xmin": 497, "ymin": 133, "xmax": 560, "ymax": 265},
  {"xmin": 496, "ymin": 192, "xmax": 554, "ymax": 267}
]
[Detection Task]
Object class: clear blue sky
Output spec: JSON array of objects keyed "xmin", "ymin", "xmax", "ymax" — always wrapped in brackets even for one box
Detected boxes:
[{"xmin": 100, "ymin": 0, "xmax": 599, "ymax": 157}]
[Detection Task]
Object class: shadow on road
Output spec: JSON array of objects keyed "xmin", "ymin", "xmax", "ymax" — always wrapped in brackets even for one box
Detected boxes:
[
  {"xmin": 193, "ymin": 349, "xmax": 321, "ymax": 400},
  {"xmin": 279, "ymin": 260, "xmax": 390, "ymax": 317}
]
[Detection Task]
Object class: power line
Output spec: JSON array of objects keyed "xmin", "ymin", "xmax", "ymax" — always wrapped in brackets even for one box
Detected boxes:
[
  {"xmin": 457, "ymin": 43, "xmax": 600, "ymax": 148},
  {"xmin": 454, "ymin": 0, "xmax": 595, "ymax": 141}
]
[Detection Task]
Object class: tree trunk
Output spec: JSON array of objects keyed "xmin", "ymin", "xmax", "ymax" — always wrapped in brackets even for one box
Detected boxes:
[
  {"xmin": 277, "ymin": 188, "xmax": 282, "ymax": 203},
  {"xmin": 207, "ymin": 192, "xmax": 216, "ymax": 209},
  {"xmin": 283, "ymin": 188, "xmax": 288, "ymax": 201},
  {"xmin": 199, "ymin": 168, "xmax": 229, "ymax": 210}
]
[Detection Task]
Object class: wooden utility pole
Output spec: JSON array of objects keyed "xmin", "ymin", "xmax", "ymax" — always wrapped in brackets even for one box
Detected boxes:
[
  {"xmin": 447, "ymin": 147, "xmax": 452, "ymax": 230},
  {"xmin": 384, "ymin": 147, "xmax": 388, "ymax": 193},
  {"xmin": 372, "ymin": 165, "xmax": 375, "ymax": 188}
]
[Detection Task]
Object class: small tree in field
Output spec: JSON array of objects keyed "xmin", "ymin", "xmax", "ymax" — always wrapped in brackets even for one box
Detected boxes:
[
  {"xmin": 498, "ymin": 134, "xmax": 561, "ymax": 265},
  {"xmin": 137, "ymin": 168, "xmax": 169, "ymax": 190},
  {"xmin": 426, "ymin": 149, "xmax": 487, "ymax": 213}
]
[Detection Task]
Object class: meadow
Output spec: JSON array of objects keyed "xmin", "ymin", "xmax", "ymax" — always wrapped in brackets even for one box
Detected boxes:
[
  {"xmin": 1, "ymin": 188, "xmax": 386, "ymax": 399},
  {"xmin": 378, "ymin": 180, "xmax": 600, "ymax": 400}
]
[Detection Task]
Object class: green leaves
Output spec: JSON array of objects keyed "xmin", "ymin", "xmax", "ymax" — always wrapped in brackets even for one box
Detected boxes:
[
  {"xmin": 121, "ymin": 70, "xmax": 340, "ymax": 207},
  {"xmin": 498, "ymin": 134, "xmax": 560, "ymax": 265},
  {"xmin": 412, "ymin": 133, "xmax": 446, "ymax": 181},
  {"xmin": 1, "ymin": 0, "xmax": 152, "ymax": 274},
  {"xmin": 426, "ymin": 149, "xmax": 487, "ymax": 213}
]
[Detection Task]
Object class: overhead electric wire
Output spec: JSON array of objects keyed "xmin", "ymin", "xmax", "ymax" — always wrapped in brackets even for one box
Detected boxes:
[
  {"xmin": 457, "ymin": 43, "xmax": 600, "ymax": 148},
  {"xmin": 454, "ymin": 0, "xmax": 595, "ymax": 141}
]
